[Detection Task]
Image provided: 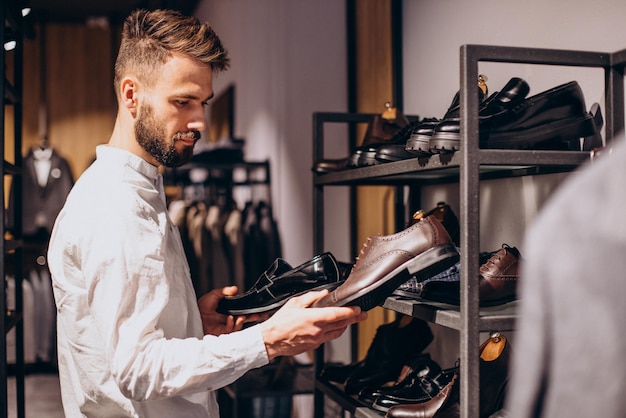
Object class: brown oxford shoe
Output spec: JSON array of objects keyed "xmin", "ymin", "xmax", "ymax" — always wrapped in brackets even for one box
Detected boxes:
[
  {"xmin": 312, "ymin": 216, "xmax": 459, "ymax": 311},
  {"xmin": 421, "ymin": 244, "xmax": 520, "ymax": 307}
]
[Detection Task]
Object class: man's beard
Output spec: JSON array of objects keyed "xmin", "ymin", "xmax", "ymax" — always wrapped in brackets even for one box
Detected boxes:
[{"xmin": 135, "ymin": 102, "xmax": 200, "ymax": 167}]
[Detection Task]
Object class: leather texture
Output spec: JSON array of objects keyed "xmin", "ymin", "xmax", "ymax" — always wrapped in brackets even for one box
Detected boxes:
[
  {"xmin": 342, "ymin": 318, "xmax": 434, "ymax": 395},
  {"xmin": 216, "ymin": 252, "xmax": 342, "ymax": 315},
  {"xmin": 430, "ymin": 79, "xmax": 597, "ymax": 152},
  {"xmin": 405, "ymin": 85, "xmax": 488, "ymax": 156},
  {"xmin": 370, "ymin": 361, "xmax": 456, "ymax": 412},
  {"xmin": 348, "ymin": 112, "xmax": 410, "ymax": 167},
  {"xmin": 385, "ymin": 369, "xmax": 459, "ymax": 418},
  {"xmin": 421, "ymin": 244, "xmax": 521, "ymax": 307},
  {"xmin": 312, "ymin": 216, "xmax": 459, "ymax": 311}
]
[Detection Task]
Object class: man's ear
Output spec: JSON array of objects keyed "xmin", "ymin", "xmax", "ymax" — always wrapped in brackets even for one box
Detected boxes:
[{"xmin": 120, "ymin": 77, "xmax": 139, "ymax": 117}]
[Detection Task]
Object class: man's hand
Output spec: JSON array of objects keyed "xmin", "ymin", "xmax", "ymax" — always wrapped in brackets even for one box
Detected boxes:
[
  {"xmin": 198, "ymin": 286, "xmax": 267, "ymax": 335},
  {"xmin": 259, "ymin": 290, "xmax": 367, "ymax": 361}
]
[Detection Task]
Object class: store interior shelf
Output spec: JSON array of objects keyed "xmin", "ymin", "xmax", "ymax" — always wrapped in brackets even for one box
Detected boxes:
[
  {"xmin": 315, "ymin": 379, "xmax": 384, "ymax": 417},
  {"xmin": 314, "ymin": 150, "xmax": 590, "ymax": 186},
  {"xmin": 382, "ymin": 296, "xmax": 516, "ymax": 332}
]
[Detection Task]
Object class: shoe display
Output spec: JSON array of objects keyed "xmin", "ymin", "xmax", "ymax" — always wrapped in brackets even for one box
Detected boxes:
[
  {"xmin": 384, "ymin": 368, "xmax": 459, "ymax": 418},
  {"xmin": 430, "ymin": 79, "xmax": 597, "ymax": 152},
  {"xmin": 357, "ymin": 353, "xmax": 434, "ymax": 405},
  {"xmin": 420, "ymin": 244, "xmax": 521, "ymax": 307},
  {"xmin": 216, "ymin": 252, "xmax": 342, "ymax": 315},
  {"xmin": 312, "ymin": 216, "xmax": 459, "ymax": 311},
  {"xmin": 394, "ymin": 249, "xmax": 496, "ymax": 299},
  {"xmin": 347, "ymin": 106, "xmax": 410, "ymax": 167},
  {"xmin": 405, "ymin": 80, "xmax": 490, "ymax": 156},
  {"xmin": 312, "ymin": 103, "xmax": 409, "ymax": 173},
  {"xmin": 368, "ymin": 358, "xmax": 455, "ymax": 412},
  {"xmin": 342, "ymin": 317, "xmax": 434, "ymax": 395},
  {"xmin": 478, "ymin": 333, "xmax": 510, "ymax": 417},
  {"xmin": 359, "ymin": 118, "xmax": 422, "ymax": 165}
]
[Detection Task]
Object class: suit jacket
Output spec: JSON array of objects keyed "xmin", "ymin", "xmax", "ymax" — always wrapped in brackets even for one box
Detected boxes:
[{"xmin": 9, "ymin": 147, "xmax": 74, "ymax": 238}]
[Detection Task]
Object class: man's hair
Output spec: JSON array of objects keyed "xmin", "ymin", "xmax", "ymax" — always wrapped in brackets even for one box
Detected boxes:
[{"xmin": 114, "ymin": 9, "xmax": 229, "ymax": 95}]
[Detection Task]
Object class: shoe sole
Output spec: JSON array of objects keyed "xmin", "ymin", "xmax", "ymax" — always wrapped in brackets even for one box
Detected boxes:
[
  {"xmin": 405, "ymin": 135, "xmax": 433, "ymax": 156},
  {"xmin": 429, "ymin": 113, "xmax": 596, "ymax": 152},
  {"xmin": 331, "ymin": 244, "xmax": 459, "ymax": 311},
  {"xmin": 219, "ymin": 281, "xmax": 345, "ymax": 316}
]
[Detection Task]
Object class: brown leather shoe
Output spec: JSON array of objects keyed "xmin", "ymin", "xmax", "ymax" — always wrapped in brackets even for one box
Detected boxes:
[
  {"xmin": 385, "ymin": 369, "xmax": 459, "ymax": 418},
  {"xmin": 312, "ymin": 216, "xmax": 459, "ymax": 311},
  {"xmin": 312, "ymin": 157, "xmax": 349, "ymax": 173},
  {"xmin": 421, "ymin": 244, "xmax": 520, "ymax": 307}
]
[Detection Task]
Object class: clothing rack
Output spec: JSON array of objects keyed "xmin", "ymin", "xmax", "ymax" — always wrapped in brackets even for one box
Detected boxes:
[{"xmin": 164, "ymin": 160, "xmax": 280, "ymax": 298}]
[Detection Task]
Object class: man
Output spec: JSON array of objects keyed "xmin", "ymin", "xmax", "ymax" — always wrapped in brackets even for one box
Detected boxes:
[{"xmin": 47, "ymin": 9, "xmax": 365, "ymax": 417}]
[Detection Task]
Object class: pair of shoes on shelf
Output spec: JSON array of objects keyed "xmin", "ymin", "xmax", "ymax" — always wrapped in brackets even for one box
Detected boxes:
[
  {"xmin": 358, "ymin": 354, "xmax": 456, "ymax": 413},
  {"xmin": 384, "ymin": 333, "xmax": 510, "ymax": 418},
  {"xmin": 216, "ymin": 252, "xmax": 344, "ymax": 315},
  {"xmin": 312, "ymin": 103, "xmax": 410, "ymax": 173},
  {"xmin": 405, "ymin": 79, "xmax": 492, "ymax": 157},
  {"xmin": 312, "ymin": 215, "xmax": 459, "ymax": 311},
  {"xmin": 320, "ymin": 316, "xmax": 434, "ymax": 395},
  {"xmin": 394, "ymin": 244, "xmax": 521, "ymax": 307},
  {"xmin": 420, "ymin": 77, "xmax": 599, "ymax": 154}
]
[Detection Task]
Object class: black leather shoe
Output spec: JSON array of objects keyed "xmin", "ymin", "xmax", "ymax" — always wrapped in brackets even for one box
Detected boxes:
[
  {"xmin": 357, "ymin": 119, "xmax": 422, "ymax": 166},
  {"xmin": 430, "ymin": 79, "xmax": 596, "ymax": 152},
  {"xmin": 405, "ymin": 83, "xmax": 489, "ymax": 156},
  {"xmin": 348, "ymin": 112, "xmax": 410, "ymax": 167},
  {"xmin": 358, "ymin": 354, "xmax": 442, "ymax": 404},
  {"xmin": 371, "ymin": 363, "xmax": 457, "ymax": 412},
  {"xmin": 216, "ymin": 252, "xmax": 342, "ymax": 315},
  {"xmin": 343, "ymin": 317, "xmax": 434, "ymax": 395},
  {"xmin": 403, "ymin": 117, "xmax": 441, "ymax": 157}
]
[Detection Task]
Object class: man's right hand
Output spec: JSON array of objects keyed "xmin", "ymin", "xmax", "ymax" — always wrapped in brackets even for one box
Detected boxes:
[{"xmin": 259, "ymin": 289, "xmax": 367, "ymax": 361}]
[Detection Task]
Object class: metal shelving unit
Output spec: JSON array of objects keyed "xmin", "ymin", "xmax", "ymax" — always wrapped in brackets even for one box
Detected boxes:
[
  {"xmin": 312, "ymin": 44, "xmax": 625, "ymax": 418},
  {"xmin": 1, "ymin": 2, "xmax": 29, "ymax": 417}
]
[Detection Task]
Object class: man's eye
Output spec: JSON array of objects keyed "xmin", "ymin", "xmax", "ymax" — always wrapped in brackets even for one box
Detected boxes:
[{"xmin": 176, "ymin": 100, "xmax": 188, "ymax": 106}]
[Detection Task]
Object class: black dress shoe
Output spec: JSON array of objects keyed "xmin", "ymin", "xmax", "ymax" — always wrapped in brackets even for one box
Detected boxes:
[
  {"xmin": 357, "ymin": 119, "xmax": 422, "ymax": 166},
  {"xmin": 357, "ymin": 353, "xmax": 444, "ymax": 405},
  {"xmin": 429, "ymin": 77, "xmax": 530, "ymax": 153},
  {"xmin": 371, "ymin": 364, "xmax": 457, "ymax": 412},
  {"xmin": 348, "ymin": 112, "xmax": 411, "ymax": 167},
  {"xmin": 344, "ymin": 318, "xmax": 434, "ymax": 395},
  {"xmin": 216, "ymin": 252, "xmax": 342, "ymax": 315},
  {"xmin": 405, "ymin": 83, "xmax": 489, "ymax": 156},
  {"xmin": 430, "ymin": 79, "xmax": 596, "ymax": 152}
]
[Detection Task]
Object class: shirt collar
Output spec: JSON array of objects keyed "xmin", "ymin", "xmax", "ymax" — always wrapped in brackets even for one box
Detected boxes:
[{"xmin": 95, "ymin": 145, "xmax": 159, "ymax": 181}]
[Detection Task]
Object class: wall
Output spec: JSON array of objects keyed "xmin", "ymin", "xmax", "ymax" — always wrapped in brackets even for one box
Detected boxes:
[{"xmin": 194, "ymin": 0, "xmax": 351, "ymax": 269}]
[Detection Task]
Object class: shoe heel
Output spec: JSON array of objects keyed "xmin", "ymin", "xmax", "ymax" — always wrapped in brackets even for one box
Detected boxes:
[{"xmin": 406, "ymin": 244, "xmax": 460, "ymax": 280}]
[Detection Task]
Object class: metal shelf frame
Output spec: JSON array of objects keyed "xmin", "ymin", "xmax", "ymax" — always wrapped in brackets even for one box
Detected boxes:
[{"xmin": 312, "ymin": 44, "xmax": 626, "ymax": 418}]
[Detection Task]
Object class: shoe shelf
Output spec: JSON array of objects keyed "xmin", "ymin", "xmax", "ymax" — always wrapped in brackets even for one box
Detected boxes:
[
  {"xmin": 382, "ymin": 296, "xmax": 517, "ymax": 332},
  {"xmin": 315, "ymin": 379, "xmax": 384, "ymax": 418},
  {"xmin": 313, "ymin": 44, "xmax": 626, "ymax": 418},
  {"xmin": 314, "ymin": 148, "xmax": 590, "ymax": 187}
]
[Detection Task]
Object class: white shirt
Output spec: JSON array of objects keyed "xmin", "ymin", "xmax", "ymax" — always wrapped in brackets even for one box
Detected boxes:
[{"xmin": 47, "ymin": 145, "xmax": 269, "ymax": 417}]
